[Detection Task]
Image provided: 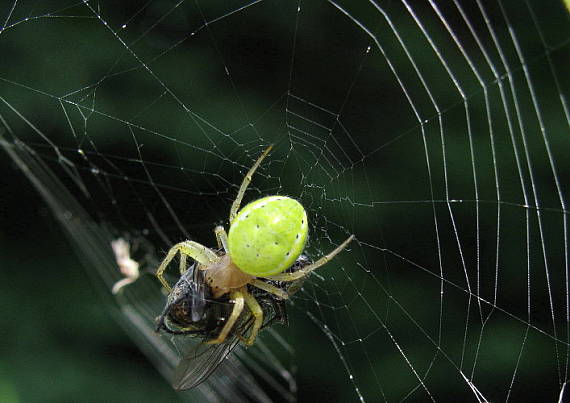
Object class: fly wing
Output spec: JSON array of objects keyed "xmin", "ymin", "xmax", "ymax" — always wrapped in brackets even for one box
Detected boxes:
[
  {"xmin": 172, "ymin": 336, "xmax": 240, "ymax": 390},
  {"xmin": 172, "ymin": 302, "xmax": 255, "ymax": 390},
  {"xmin": 171, "ymin": 253, "xmax": 303, "ymax": 390}
]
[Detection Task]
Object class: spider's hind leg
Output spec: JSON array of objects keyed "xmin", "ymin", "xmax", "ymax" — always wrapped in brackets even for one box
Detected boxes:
[
  {"xmin": 264, "ymin": 235, "xmax": 355, "ymax": 282},
  {"xmin": 250, "ymin": 279, "xmax": 288, "ymax": 299}
]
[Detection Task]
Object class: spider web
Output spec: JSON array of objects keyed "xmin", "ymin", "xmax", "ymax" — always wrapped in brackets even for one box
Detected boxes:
[{"xmin": 1, "ymin": 0, "xmax": 569, "ymax": 402}]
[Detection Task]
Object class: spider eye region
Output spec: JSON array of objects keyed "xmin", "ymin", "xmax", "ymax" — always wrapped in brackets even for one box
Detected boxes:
[{"xmin": 228, "ymin": 195, "xmax": 308, "ymax": 277}]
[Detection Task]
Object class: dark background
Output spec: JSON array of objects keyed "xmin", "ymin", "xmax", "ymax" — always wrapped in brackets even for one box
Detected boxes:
[{"xmin": 1, "ymin": 1, "xmax": 569, "ymax": 402}]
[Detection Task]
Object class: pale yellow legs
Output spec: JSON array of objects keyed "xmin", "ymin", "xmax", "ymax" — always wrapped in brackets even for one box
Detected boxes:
[
  {"xmin": 206, "ymin": 286, "xmax": 263, "ymax": 346},
  {"xmin": 206, "ymin": 289, "xmax": 245, "ymax": 345},
  {"xmin": 229, "ymin": 145, "xmax": 273, "ymax": 224},
  {"xmin": 264, "ymin": 235, "xmax": 355, "ymax": 282},
  {"xmin": 156, "ymin": 241, "xmax": 219, "ymax": 291},
  {"xmin": 250, "ymin": 279, "xmax": 289, "ymax": 299},
  {"xmin": 214, "ymin": 226, "xmax": 229, "ymax": 252},
  {"xmin": 156, "ymin": 234, "xmax": 354, "ymax": 345},
  {"xmin": 242, "ymin": 291, "xmax": 263, "ymax": 346}
]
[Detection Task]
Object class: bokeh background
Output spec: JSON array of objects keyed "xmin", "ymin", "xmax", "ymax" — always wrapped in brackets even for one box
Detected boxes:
[{"xmin": 1, "ymin": 1, "xmax": 569, "ymax": 402}]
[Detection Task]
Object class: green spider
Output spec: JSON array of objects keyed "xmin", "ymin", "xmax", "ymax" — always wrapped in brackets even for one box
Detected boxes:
[{"xmin": 156, "ymin": 146, "xmax": 354, "ymax": 346}]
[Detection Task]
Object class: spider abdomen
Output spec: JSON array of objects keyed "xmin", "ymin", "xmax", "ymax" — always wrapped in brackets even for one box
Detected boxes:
[{"xmin": 228, "ymin": 196, "xmax": 308, "ymax": 277}]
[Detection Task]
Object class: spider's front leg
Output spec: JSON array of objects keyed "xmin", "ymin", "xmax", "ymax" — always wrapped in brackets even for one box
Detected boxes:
[
  {"xmin": 156, "ymin": 241, "xmax": 219, "ymax": 291},
  {"xmin": 242, "ymin": 290, "xmax": 263, "ymax": 346},
  {"xmin": 229, "ymin": 145, "xmax": 273, "ymax": 224},
  {"xmin": 206, "ymin": 288, "xmax": 245, "ymax": 345},
  {"xmin": 206, "ymin": 287, "xmax": 264, "ymax": 346}
]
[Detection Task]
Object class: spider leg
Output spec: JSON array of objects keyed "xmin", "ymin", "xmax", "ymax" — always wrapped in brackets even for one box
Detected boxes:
[
  {"xmin": 264, "ymin": 235, "xmax": 355, "ymax": 282},
  {"xmin": 285, "ymin": 278, "xmax": 306, "ymax": 296},
  {"xmin": 242, "ymin": 289, "xmax": 263, "ymax": 346},
  {"xmin": 156, "ymin": 241, "xmax": 219, "ymax": 291},
  {"xmin": 214, "ymin": 226, "xmax": 229, "ymax": 252},
  {"xmin": 179, "ymin": 254, "xmax": 188, "ymax": 274},
  {"xmin": 250, "ymin": 279, "xmax": 289, "ymax": 299},
  {"xmin": 206, "ymin": 289, "xmax": 245, "ymax": 345},
  {"xmin": 229, "ymin": 145, "xmax": 273, "ymax": 224}
]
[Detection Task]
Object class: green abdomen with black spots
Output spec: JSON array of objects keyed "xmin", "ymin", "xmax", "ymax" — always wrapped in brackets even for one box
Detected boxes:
[{"xmin": 228, "ymin": 196, "xmax": 308, "ymax": 276}]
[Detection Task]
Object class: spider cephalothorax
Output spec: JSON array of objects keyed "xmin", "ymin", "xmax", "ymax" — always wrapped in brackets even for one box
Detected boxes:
[{"xmin": 155, "ymin": 146, "xmax": 354, "ymax": 346}]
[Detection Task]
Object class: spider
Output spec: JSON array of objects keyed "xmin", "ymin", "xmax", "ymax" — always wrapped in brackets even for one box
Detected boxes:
[{"xmin": 156, "ymin": 145, "xmax": 354, "ymax": 346}]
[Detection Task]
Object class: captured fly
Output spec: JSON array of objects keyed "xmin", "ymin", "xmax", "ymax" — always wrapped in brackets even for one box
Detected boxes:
[{"xmin": 155, "ymin": 255, "xmax": 311, "ymax": 390}]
